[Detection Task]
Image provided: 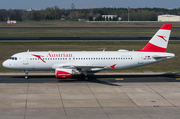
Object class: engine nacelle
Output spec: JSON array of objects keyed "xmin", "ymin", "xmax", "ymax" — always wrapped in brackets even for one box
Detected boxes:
[{"xmin": 55, "ymin": 68, "xmax": 73, "ymax": 79}]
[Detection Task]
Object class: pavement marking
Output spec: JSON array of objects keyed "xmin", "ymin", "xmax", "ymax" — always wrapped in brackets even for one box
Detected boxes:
[
  {"xmin": 176, "ymin": 78, "xmax": 180, "ymax": 80},
  {"xmin": 43, "ymin": 81, "xmax": 58, "ymax": 84},
  {"xmin": 115, "ymin": 78, "xmax": 124, "ymax": 80},
  {"xmin": 0, "ymin": 81, "xmax": 58, "ymax": 92}
]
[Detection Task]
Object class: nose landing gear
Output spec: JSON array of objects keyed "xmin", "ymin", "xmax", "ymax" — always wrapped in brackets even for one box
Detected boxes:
[{"xmin": 25, "ymin": 70, "xmax": 28, "ymax": 79}]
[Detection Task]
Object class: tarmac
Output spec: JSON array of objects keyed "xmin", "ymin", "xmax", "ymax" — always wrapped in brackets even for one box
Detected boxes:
[{"xmin": 0, "ymin": 72, "xmax": 180, "ymax": 119}]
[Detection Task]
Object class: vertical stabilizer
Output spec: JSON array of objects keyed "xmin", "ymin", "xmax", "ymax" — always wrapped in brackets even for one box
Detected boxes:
[{"xmin": 138, "ymin": 24, "xmax": 172, "ymax": 52}]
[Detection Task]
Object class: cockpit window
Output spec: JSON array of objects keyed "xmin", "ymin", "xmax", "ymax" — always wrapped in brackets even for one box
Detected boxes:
[{"xmin": 9, "ymin": 57, "xmax": 17, "ymax": 60}]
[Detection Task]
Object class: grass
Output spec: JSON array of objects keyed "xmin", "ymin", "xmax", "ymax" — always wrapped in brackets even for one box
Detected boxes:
[
  {"xmin": 0, "ymin": 29, "xmax": 180, "ymax": 37},
  {"xmin": 0, "ymin": 41, "xmax": 179, "ymax": 73},
  {"xmin": 0, "ymin": 21, "xmax": 179, "ymax": 73},
  {"xmin": 1, "ymin": 20, "xmax": 180, "ymax": 27}
]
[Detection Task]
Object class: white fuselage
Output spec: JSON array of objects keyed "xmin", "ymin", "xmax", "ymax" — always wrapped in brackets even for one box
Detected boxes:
[{"xmin": 2, "ymin": 51, "xmax": 175, "ymax": 72}]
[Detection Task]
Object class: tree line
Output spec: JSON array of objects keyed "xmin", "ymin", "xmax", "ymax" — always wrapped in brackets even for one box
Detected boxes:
[{"xmin": 1, "ymin": 6, "xmax": 180, "ymax": 21}]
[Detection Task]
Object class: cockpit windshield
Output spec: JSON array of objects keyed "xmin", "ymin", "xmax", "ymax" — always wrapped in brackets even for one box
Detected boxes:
[{"xmin": 9, "ymin": 57, "xmax": 17, "ymax": 60}]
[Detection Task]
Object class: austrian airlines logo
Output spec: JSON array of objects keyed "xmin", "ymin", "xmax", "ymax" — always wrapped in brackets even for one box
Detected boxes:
[
  {"xmin": 31, "ymin": 54, "xmax": 46, "ymax": 63},
  {"xmin": 157, "ymin": 35, "xmax": 167, "ymax": 42}
]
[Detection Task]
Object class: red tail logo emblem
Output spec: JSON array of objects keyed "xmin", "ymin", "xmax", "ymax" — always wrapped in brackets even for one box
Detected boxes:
[
  {"xmin": 157, "ymin": 35, "xmax": 167, "ymax": 42},
  {"xmin": 32, "ymin": 54, "xmax": 46, "ymax": 63}
]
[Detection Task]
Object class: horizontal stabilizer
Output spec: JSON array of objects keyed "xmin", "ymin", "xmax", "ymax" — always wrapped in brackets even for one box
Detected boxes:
[{"xmin": 152, "ymin": 54, "xmax": 175, "ymax": 58}]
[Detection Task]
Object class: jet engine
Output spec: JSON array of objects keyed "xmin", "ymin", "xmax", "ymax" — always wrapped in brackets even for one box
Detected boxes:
[{"xmin": 55, "ymin": 68, "xmax": 73, "ymax": 79}]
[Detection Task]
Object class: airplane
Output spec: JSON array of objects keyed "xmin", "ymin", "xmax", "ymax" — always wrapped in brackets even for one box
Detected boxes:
[{"xmin": 2, "ymin": 24, "xmax": 175, "ymax": 80}]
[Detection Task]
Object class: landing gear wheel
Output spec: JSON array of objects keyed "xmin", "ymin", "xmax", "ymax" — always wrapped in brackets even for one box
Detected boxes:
[
  {"xmin": 81, "ymin": 74, "xmax": 89, "ymax": 81},
  {"xmin": 84, "ymin": 76, "xmax": 89, "ymax": 81},
  {"xmin": 25, "ymin": 75, "xmax": 28, "ymax": 79}
]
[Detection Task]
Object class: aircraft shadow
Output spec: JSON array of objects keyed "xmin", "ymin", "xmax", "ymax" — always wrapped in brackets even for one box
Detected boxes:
[{"xmin": 3, "ymin": 72, "xmax": 179, "ymax": 86}]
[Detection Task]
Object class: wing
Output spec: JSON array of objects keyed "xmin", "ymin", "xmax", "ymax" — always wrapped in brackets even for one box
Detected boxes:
[{"xmin": 52, "ymin": 64, "xmax": 107, "ymax": 71}]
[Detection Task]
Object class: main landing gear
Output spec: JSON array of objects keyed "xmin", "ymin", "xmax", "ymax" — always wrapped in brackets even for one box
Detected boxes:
[
  {"xmin": 81, "ymin": 71, "xmax": 89, "ymax": 81},
  {"xmin": 25, "ymin": 70, "xmax": 28, "ymax": 79}
]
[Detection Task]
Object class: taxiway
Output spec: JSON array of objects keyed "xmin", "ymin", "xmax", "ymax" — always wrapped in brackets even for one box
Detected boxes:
[{"xmin": 0, "ymin": 73, "xmax": 180, "ymax": 119}]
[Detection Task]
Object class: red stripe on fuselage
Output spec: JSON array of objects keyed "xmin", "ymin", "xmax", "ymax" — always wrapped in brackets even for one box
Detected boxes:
[{"xmin": 138, "ymin": 42, "xmax": 166, "ymax": 52}]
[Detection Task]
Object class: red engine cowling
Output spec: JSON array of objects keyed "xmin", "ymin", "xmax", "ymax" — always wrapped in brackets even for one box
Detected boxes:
[{"xmin": 55, "ymin": 68, "xmax": 73, "ymax": 79}]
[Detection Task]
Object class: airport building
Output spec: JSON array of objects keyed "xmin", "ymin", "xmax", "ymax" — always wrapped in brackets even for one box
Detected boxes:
[
  {"xmin": 158, "ymin": 14, "xmax": 180, "ymax": 22},
  {"xmin": 102, "ymin": 15, "xmax": 118, "ymax": 21}
]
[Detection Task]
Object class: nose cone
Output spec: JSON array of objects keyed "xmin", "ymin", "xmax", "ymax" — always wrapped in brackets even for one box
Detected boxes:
[{"xmin": 2, "ymin": 60, "xmax": 8, "ymax": 68}]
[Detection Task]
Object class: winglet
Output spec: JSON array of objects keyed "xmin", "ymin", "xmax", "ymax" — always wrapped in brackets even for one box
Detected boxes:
[
  {"xmin": 138, "ymin": 24, "xmax": 172, "ymax": 52},
  {"xmin": 110, "ymin": 64, "xmax": 116, "ymax": 69}
]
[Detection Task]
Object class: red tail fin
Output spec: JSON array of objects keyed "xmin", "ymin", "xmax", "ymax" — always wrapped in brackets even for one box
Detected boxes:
[{"xmin": 138, "ymin": 24, "xmax": 172, "ymax": 52}]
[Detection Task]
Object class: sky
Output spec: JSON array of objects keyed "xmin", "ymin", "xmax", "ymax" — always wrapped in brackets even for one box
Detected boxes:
[{"xmin": 0, "ymin": 0, "xmax": 179, "ymax": 10}]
